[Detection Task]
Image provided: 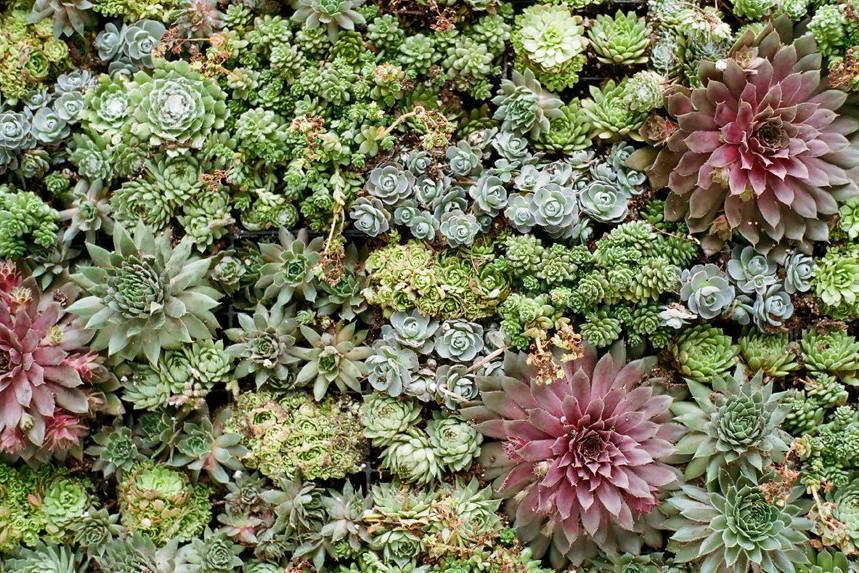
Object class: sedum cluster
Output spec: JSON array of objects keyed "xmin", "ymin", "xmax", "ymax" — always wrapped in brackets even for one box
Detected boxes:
[{"xmin": 225, "ymin": 390, "xmax": 365, "ymax": 482}]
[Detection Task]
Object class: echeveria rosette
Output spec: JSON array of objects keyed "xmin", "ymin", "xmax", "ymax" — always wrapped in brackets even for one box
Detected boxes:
[
  {"xmin": 672, "ymin": 367, "xmax": 791, "ymax": 483},
  {"xmin": 366, "ymin": 342, "xmax": 417, "ymax": 397},
  {"xmin": 461, "ymin": 343, "xmax": 680, "ymax": 567},
  {"xmin": 68, "ymin": 222, "xmax": 222, "ymax": 365},
  {"xmin": 752, "ymin": 284, "xmax": 794, "ymax": 329},
  {"xmin": 0, "ymin": 112, "xmax": 36, "ymax": 174},
  {"xmin": 530, "ymin": 183, "xmax": 582, "ymax": 240},
  {"xmin": 380, "ymin": 310, "xmax": 439, "ymax": 354},
  {"xmin": 579, "ymin": 180, "xmax": 631, "ymax": 223},
  {"xmin": 256, "ymin": 228, "xmax": 323, "ymax": 306},
  {"xmin": 435, "ymin": 320, "xmax": 485, "ymax": 362},
  {"xmin": 366, "ymin": 164, "xmax": 414, "ymax": 207},
  {"xmin": 664, "ymin": 472, "xmax": 811, "ymax": 573},
  {"xmin": 440, "ymin": 210, "xmax": 480, "ymax": 247},
  {"xmin": 679, "ymin": 263, "xmax": 736, "ymax": 319},
  {"xmin": 727, "ymin": 245, "xmax": 778, "ymax": 294},
  {"xmin": 127, "ymin": 59, "xmax": 228, "ymax": 151},
  {"xmin": 349, "ymin": 197, "xmax": 391, "ymax": 237},
  {"xmin": 648, "ymin": 19, "xmax": 859, "ymax": 262}
]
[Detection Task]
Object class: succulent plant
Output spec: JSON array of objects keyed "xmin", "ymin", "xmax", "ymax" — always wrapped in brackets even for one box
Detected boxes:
[
  {"xmin": 29, "ymin": 0, "xmax": 95, "ymax": 37},
  {"xmin": 727, "ymin": 245, "xmax": 779, "ymax": 295},
  {"xmin": 470, "ymin": 174, "xmax": 509, "ymax": 217},
  {"xmin": 813, "ymin": 245, "xmax": 859, "ymax": 319},
  {"xmin": 738, "ymin": 331, "xmax": 800, "ymax": 378},
  {"xmin": 579, "ymin": 179, "xmax": 630, "ymax": 223},
  {"xmin": 168, "ymin": 408, "xmax": 247, "ymax": 484},
  {"xmin": 69, "ymin": 222, "xmax": 221, "ymax": 365},
  {"xmin": 839, "ymin": 197, "xmax": 859, "ymax": 239},
  {"xmin": 624, "ymin": 71, "xmax": 666, "ymax": 114},
  {"xmin": 256, "ymin": 229, "xmax": 323, "ymax": 306},
  {"xmin": 462, "ymin": 343, "xmax": 679, "ymax": 566},
  {"xmin": 366, "ymin": 164, "xmax": 415, "ymax": 206},
  {"xmin": 35, "ymin": 471, "xmax": 95, "ymax": 541},
  {"xmin": 529, "ymin": 182, "xmax": 582, "ymax": 240},
  {"xmin": 225, "ymin": 304, "xmax": 298, "ymax": 389},
  {"xmin": 588, "ymin": 11, "xmax": 650, "ymax": 65},
  {"xmin": 290, "ymin": 322, "xmax": 372, "ymax": 400},
  {"xmin": 733, "ymin": 0, "xmax": 775, "ymax": 19},
  {"xmin": 381, "ymin": 428, "xmax": 442, "ymax": 486},
  {"xmin": 360, "ymin": 393, "xmax": 422, "ymax": 447},
  {"xmin": 225, "ymin": 390, "xmax": 365, "ymax": 482},
  {"xmin": 664, "ymin": 472, "xmax": 811, "ymax": 573},
  {"xmin": 679, "ymin": 264, "xmax": 735, "ymax": 319},
  {"xmin": 118, "ymin": 462, "xmax": 211, "ymax": 544},
  {"xmin": 58, "ymin": 178, "xmax": 114, "ymax": 245},
  {"xmin": 0, "ymin": 278, "xmax": 99, "ymax": 458},
  {"xmin": 0, "ymin": 186, "xmax": 59, "ymax": 259},
  {"xmin": 582, "ymin": 79, "xmax": 648, "ymax": 141},
  {"xmin": 535, "ymin": 101, "xmax": 592, "ymax": 153},
  {"xmin": 6, "ymin": 542, "xmax": 82, "ymax": 573},
  {"xmin": 643, "ymin": 18, "xmax": 859, "ymax": 261},
  {"xmin": 784, "ymin": 252, "xmax": 815, "ymax": 294},
  {"xmin": 434, "ymin": 320, "xmax": 485, "ymax": 362},
  {"xmin": 366, "ymin": 342, "xmax": 417, "ymax": 397},
  {"xmin": 751, "ymin": 284, "xmax": 794, "ymax": 329},
  {"xmin": 426, "ymin": 414, "xmax": 482, "ymax": 472},
  {"xmin": 381, "ymin": 310, "xmax": 439, "ymax": 354},
  {"xmin": 801, "ymin": 328, "xmax": 859, "ymax": 385},
  {"xmin": 670, "ymin": 325, "xmax": 738, "ymax": 383},
  {"xmin": 514, "ymin": 4, "xmax": 587, "ymax": 91},
  {"xmin": 796, "ymin": 548, "xmax": 851, "ymax": 573},
  {"xmin": 177, "ymin": 529, "xmax": 244, "ymax": 573},
  {"xmin": 672, "ymin": 367, "xmax": 791, "ymax": 482},
  {"xmin": 349, "ymin": 197, "xmax": 391, "ymax": 238},
  {"xmin": 492, "ymin": 69, "xmax": 563, "ymax": 138},
  {"xmin": 127, "ymin": 59, "xmax": 228, "ymax": 150},
  {"xmin": 291, "ymin": 0, "xmax": 366, "ymax": 42}
]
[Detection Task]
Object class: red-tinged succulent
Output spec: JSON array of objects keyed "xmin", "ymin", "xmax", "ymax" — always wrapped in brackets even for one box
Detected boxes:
[
  {"xmin": 0, "ymin": 277, "xmax": 94, "ymax": 458},
  {"xmin": 461, "ymin": 343, "xmax": 681, "ymax": 567},
  {"xmin": 644, "ymin": 17, "xmax": 859, "ymax": 262}
]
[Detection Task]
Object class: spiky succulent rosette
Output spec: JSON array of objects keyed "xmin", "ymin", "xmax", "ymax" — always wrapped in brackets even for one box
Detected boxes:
[
  {"xmin": 461, "ymin": 343, "xmax": 680, "ymax": 566},
  {"xmin": 68, "ymin": 222, "xmax": 222, "ymax": 365},
  {"xmin": 643, "ymin": 17, "xmax": 859, "ymax": 261},
  {"xmin": 0, "ymin": 278, "xmax": 93, "ymax": 458},
  {"xmin": 664, "ymin": 472, "xmax": 812, "ymax": 573}
]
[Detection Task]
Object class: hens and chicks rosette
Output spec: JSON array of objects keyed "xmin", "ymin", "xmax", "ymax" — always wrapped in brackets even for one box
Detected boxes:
[
  {"xmin": 463, "ymin": 343, "xmax": 681, "ymax": 567},
  {"xmin": 638, "ymin": 18, "xmax": 859, "ymax": 262}
]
